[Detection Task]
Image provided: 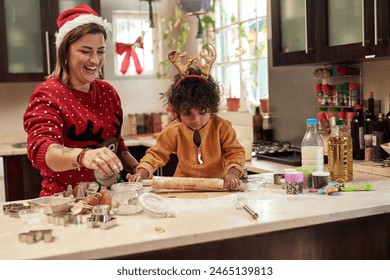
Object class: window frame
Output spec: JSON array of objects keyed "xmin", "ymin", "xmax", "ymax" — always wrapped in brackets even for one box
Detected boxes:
[
  {"xmin": 212, "ymin": 0, "xmax": 268, "ymax": 107},
  {"xmin": 112, "ymin": 10, "xmax": 160, "ymax": 77}
]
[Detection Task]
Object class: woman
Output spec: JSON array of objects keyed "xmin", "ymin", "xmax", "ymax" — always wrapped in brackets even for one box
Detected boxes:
[{"xmin": 23, "ymin": 4, "xmax": 138, "ymax": 196}]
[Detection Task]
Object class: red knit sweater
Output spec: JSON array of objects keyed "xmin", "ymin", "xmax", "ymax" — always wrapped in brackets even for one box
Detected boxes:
[{"xmin": 23, "ymin": 77, "xmax": 128, "ymax": 196}]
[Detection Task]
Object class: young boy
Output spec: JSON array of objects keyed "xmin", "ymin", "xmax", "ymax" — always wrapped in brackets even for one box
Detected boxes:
[{"xmin": 127, "ymin": 45, "xmax": 245, "ymax": 190}]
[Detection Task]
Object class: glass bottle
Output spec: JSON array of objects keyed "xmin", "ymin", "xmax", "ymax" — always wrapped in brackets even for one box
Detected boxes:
[
  {"xmin": 350, "ymin": 104, "xmax": 365, "ymax": 160},
  {"xmin": 253, "ymin": 106, "xmax": 263, "ymax": 142},
  {"xmin": 384, "ymin": 93, "xmax": 390, "ymax": 144},
  {"xmin": 301, "ymin": 118, "xmax": 324, "ymax": 172},
  {"xmin": 262, "ymin": 113, "xmax": 273, "ymax": 142},
  {"xmin": 327, "ymin": 119, "xmax": 353, "ymax": 182},
  {"xmin": 346, "ymin": 111, "xmax": 355, "ymax": 136},
  {"xmin": 364, "ymin": 92, "xmax": 376, "ymax": 134},
  {"xmin": 372, "ymin": 113, "xmax": 385, "ymax": 162}
]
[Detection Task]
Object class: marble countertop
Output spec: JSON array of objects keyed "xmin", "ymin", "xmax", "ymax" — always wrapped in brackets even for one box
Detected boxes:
[
  {"xmin": 1, "ymin": 171, "xmax": 390, "ymax": 260},
  {"xmin": 1, "ymin": 135, "xmax": 388, "ymax": 177}
]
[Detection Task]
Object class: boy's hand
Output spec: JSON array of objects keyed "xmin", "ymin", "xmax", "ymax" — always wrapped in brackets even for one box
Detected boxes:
[
  {"xmin": 126, "ymin": 168, "xmax": 149, "ymax": 182},
  {"xmin": 224, "ymin": 174, "xmax": 242, "ymax": 190}
]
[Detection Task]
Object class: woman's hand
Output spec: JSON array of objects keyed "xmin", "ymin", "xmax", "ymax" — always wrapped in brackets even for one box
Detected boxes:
[
  {"xmin": 126, "ymin": 168, "xmax": 149, "ymax": 182},
  {"xmin": 81, "ymin": 147, "xmax": 123, "ymax": 177}
]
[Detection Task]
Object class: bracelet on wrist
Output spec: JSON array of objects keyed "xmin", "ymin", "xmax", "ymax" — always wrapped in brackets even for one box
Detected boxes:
[{"xmin": 77, "ymin": 148, "xmax": 90, "ymax": 167}]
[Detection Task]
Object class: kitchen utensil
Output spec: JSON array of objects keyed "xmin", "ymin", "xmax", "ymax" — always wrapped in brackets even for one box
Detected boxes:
[
  {"xmin": 235, "ymin": 196, "xmax": 258, "ymax": 220},
  {"xmin": 340, "ymin": 184, "xmax": 374, "ymax": 191},
  {"xmin": 142, "ymin": 176, "xmax": 247, "ymax": 192},
  {"xmin": 29, "ymin": 196, "xmax": 74, "ymax": 214}
]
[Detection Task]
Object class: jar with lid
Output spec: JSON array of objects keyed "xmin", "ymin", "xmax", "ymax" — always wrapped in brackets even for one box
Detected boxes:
[
  {"xmin": 111, "ymin": 182, "xmax": 143, "ymax": 215},
  {"xmin": 321, "ymin": 84, "xmax": 331, "ymax": 106},
  {"xmin": 333, "ymin": 84, "xmax": 342, "ymax": 106},
  {"xmin": 136, "ymin": 113, "xmax": 145, "ymax": 134},
  {"xmin": 314, "ymin": 83, "xmax": 323, "ymax": 106},
  {"xmin": 341, "ymin": 83, "xmax": 349, "ymax": 106},
  {"xmin": 349, "ymin": 83, "xmax": 359, "ymax": 107}
]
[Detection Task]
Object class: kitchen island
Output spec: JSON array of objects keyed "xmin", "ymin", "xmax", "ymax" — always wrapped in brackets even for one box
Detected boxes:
[{"xmin": 1, "ymin": 171, "xmax": 390, "ymax": 260}]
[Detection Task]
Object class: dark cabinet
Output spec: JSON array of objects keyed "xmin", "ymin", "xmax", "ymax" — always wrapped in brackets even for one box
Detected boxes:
[
  {"xmin": 4, "ymin": 155, "xmax": 42, "ymax": 201},
  {"xmin": 0, "ymin": 0, "xmax": 100, "ymax": 83},
  {"xmin": 271, "ymin": 0, "xmax": 317, "ymax": 66},
  {"xmin": 271, "ymin": 0, "xmax": 390, "ymax": 66}
]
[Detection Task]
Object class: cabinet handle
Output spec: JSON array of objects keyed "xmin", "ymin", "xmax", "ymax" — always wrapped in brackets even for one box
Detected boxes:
[
  {"xmin": 374, "ymin": 0, "xmax": 377, "ymax": 45},
  {"xmin": 304, "ymin": 0, "xmax": 308, "ymax": 53},
  {"xmin": 361, "ymin": 0, "xmax": 365, "ymax": 47},
  {"xmin": 45, "ymin": 31, "xmax": 51, "ymax": 75}
]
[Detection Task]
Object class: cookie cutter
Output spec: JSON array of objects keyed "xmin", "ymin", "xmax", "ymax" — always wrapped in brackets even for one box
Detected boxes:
[
  {"xmin": 3, "ymin": 203, "xmax": 25, "ymax": 216},
  {"xmin": 87, "ymin": 216, "xmax": 117, "ymax": 230},
  {"xmin": 47, "ymin": 212, "xmax": 80, "ymax": 226},
  {"xmin": 18, "ymin": 229, "xmax": 53, "ymax": 244}
]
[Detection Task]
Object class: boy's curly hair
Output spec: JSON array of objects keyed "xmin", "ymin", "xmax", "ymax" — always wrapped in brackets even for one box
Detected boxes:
[{"xmin": 166, "ymin": 67, "xmax": 221, "ymax": 117}]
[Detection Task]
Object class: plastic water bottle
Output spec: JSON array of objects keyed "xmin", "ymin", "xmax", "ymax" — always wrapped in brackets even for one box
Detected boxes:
[{"xmin": 301, "ymin": 118, "xmax": 324, "ymax": 172}]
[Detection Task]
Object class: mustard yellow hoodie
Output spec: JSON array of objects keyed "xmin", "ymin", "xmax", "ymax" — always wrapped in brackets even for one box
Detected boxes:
[{"xmin": 137, "ymin": 115, "xmax": 246, "ymax": 178}]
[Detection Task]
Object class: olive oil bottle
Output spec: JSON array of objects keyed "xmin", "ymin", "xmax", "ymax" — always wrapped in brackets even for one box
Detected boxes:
[{"xmin": 327, "ymin": 119, "xmax": 353, "ymax": 182}]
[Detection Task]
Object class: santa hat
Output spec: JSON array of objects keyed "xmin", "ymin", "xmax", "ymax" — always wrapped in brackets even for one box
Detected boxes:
[{"xmin": 55, "ymin": 4, "xmax": 111, "ymax": 47}]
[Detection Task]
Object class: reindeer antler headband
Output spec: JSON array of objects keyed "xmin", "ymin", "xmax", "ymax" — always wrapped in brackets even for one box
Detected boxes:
[{"xmin": 168, "ymin": 44, "xmax": 217, "ymax": 86}]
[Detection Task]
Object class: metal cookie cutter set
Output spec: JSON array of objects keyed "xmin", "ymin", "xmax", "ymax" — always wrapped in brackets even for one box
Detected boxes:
[
  {"xmin": 19, "ymin": 229, "xmax": 53, "ymax": 244},
  {"xmin": 86, "ymin": 205, "xmax": 117, "ymax": 229}
]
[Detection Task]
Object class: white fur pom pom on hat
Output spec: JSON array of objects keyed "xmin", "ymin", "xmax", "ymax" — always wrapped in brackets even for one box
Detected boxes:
[{"xmin": 55, "ymin": 4, "xmax": 111, "ymax": 47}]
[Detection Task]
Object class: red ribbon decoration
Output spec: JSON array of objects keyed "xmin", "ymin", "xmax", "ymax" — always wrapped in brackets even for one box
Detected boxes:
[{"xmin": 115, "ymin": 36, "xmax": 144, "ymax": 75}]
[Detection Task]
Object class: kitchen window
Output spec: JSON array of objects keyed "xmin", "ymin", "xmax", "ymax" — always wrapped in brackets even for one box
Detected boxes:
[
  {"xmin": 213, "ymin": 0, "xmax": 268, "ymax": 106},
  {"xmin": 112, "ymin": 11, "xmax": 158, "ymax": 76}
]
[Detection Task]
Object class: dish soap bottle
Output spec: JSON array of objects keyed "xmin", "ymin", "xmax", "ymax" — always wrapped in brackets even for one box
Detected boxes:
[
  {"xmin": 301, "ymin": 118, "xmax": 324, "ymax": 172},
  {"xmin": 327, "ymin": 119, "xmax": 353, "ymax": 182}
]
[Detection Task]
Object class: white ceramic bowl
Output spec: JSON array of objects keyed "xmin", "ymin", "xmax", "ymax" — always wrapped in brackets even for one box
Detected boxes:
[{"xmin": 380, "ymin": 142, "xmax": 390, "ymax": 156}]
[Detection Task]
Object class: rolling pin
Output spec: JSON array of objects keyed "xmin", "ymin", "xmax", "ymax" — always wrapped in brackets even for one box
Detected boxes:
[{"xmin": 142, "ymin": 176, "xmax": 246, "ymax": 192}]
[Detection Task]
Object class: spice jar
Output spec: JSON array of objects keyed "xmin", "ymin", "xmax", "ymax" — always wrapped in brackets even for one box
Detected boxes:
[
  {"xmin": 111, "ymin": 182, "xmax": 143, "ymax": 215},
  {"xmin": 284, "ymin": 171, "xmax": 304, "ymax": 195}
]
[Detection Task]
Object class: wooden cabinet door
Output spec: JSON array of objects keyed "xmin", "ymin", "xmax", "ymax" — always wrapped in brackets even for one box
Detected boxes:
[
  {"xmin": 4, "ymin": 155, "xmax": 42, "ymax": 201},
  {"xmin": 271, "ymin": 0, "xmax": 316, "ymax": 66}
]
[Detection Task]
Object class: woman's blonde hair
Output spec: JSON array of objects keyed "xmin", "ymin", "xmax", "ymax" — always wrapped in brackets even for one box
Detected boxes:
[{"xmin": 47, "ymin": 23, "xmax": 107, "ymax": 88}]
